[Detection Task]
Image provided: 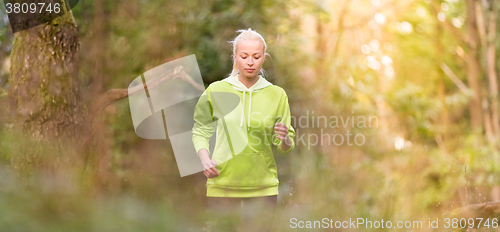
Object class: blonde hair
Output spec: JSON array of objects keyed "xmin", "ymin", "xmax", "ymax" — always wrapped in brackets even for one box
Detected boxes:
[{"xmin": 228, "ymin": 28, "xmax": 269, "ymax": 77}]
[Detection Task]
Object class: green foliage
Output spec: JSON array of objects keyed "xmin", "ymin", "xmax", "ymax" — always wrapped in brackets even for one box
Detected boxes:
[{"xmin": 2, "ymin": 0, "xmax": 500, "ymax": 230}]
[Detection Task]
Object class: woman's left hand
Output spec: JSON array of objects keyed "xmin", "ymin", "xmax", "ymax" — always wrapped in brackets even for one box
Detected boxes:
[
  {"xmin": 275, "ymin": 123, "xmax": 293, "ymax": 151},
  {"xmin": 274, "ymin": 123, "xmax": 289, "ymax": 140}
]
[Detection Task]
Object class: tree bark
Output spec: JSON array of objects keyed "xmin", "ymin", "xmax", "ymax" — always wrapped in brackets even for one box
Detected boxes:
[
  {"xmin": 87, "ymin": 0, "xmax": 114, "ymax": 191},
  {"xmin": 7, "ymin": 12, "xmax": 83, "ymax": 139},
  {"xmin": 473, "ymin": 0, "xmax": 500, "ymax": 142},
  {"xmin": 465, "ymin": 0, "xmax": 484, "ymax": 130},
  {"xmin": 6, "ymin": 2, "xmax": 87, "ymax": 170},
  {"xmin": 486, "ymin": 0, "xmax": 500, "ymax": 139},
  {"xmin": 431, "ymin": 1, "xmax": 450, "ymax": 144}
]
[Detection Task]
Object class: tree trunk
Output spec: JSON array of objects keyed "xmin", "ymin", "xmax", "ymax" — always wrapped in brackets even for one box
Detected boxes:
[
  {"xmin": 431, "ymin": 1, "xmax": 450, "ymax": 145},
  {"xmin": 465, "ymin": 0, "xmax": 484, "ymax": 131},
  {"xmin": 473, "ymin": 0, "xmax": 499, "ymax": 143},
  {"xmin": 5, "ymin": 4, "xmax": 87, "ymax": 170},
  {"xmin": 87, "ymin": 0, "xmax": 116, "ymax": 190},
  {"xmin": 486, "ymin": 0, "xmax": 500, "ymax": 139}
]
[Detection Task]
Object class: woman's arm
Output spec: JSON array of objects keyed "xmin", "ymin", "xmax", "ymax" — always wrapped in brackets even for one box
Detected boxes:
[
  {"xmin": 275, "ymin": 122, "xmax": 293, "ymax": 151},
  {"xmin": 274, "ymin": 93, "xmax": 295, "ymax": 155},
  {"xmin": 192, "ymin": 87, "xmax": 219, "ymax": 178},
  {"xmin": 198, "ymin": 148, "xmax": 219, "ymax": 178}
]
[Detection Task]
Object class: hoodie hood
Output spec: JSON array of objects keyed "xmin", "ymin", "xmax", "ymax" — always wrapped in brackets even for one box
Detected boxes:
[
  {"xmin": 223, "ymin": 74, "xmax": 273, "ymax": 91},
  {"xmin": 222, "ymin": 74, "xmax": 273, "ymax": 129}
]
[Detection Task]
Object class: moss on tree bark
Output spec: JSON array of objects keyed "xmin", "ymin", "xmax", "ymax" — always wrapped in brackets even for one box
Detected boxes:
[{"xmin": 7, "ymin": 6, "xmax": 85, "ymax": 142}]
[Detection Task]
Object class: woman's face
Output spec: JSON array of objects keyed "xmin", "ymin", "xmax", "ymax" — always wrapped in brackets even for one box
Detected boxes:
[{"xmin": 235, "ymin": 40, "xmax": 265, "ymax": 79}]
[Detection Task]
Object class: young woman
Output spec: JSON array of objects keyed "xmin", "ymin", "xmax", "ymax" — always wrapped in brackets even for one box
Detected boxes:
[{"xmin": 192, "ymin": 28, "xmax": 295, "ymax": 232}]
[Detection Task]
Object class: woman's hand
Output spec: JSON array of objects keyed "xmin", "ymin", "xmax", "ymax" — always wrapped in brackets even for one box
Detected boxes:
[
  {"xmin": 202, "ymin": 158, "xmax": 220, "ymax": 178},
  {"xmin": 274, "ymin": 122, "xmax": 289, "ymax": 140},
  {"xmin": 275, "ymin": 122, "xmax": 292, "ymax": 150},
  {"xmin": 198, "ymin": 148, "xmax": 220, "ymax": 178}
]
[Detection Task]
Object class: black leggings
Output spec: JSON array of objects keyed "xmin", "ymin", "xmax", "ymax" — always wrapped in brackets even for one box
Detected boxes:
[{"xmin": 205, "ymin": 195, "xmax": 277, "ymax": 232}]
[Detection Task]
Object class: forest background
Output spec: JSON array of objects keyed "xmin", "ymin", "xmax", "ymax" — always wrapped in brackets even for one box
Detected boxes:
[{"xmin": 0, "ymin": 0, "xmax": 499, "ymax": 231}]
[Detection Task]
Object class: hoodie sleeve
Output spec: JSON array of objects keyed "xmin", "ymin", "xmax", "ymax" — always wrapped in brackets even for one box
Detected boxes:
[
  {"xmin": 192, "ymin": 86, "xmax": 216, "ymax": 155},
  {"xmin": 273, "ymin": 91, "xmax": 295, "ymax": 155}
]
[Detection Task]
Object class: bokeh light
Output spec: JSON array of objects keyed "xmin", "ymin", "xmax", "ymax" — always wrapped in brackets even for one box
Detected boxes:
[
  {"xmin": 383, "ymin": 42, "xmax": 393, "ymax": 51},
  {"xmin": 374, "ymin": 13, "xmax": 386, "ymax": 24},
  {"xmin": 348, "ymin": 76, "xmax": 354, "ymax": 86},
  {"xmin": 397, "ymin": 21, "xmax": 413, "ymax": 34},
  {"xmin": 381, "ymin": 56, "xmax": 393, "ymax": 66},
  {"xmin": 438, "ymin": 12, "xmax": 446, "ymax": 22},
  {"xmin": 441, "ymin": 2, "xmax": 449, "ymax": 11},
  {"xmin": 367, "ymin": 56, "xmax": 381, "ymax": 70},
  {"xmin": 452, "ymin": 17, "xmax": 463, "ymax": 28},
  {"xmin": 395, "ymin": 136, "xmax": 412, "ymax": 150},
  {"xmin": 385, "ymin": 66, "xmax": 395, "ymax": 79},
  {"xmin": 416, "ymin": 7, "xmax": 426, "ymax": 17},
  {"xmin": 361, "ymin": 45, "xmax": 371, "ymax": 54},
  {"xmin": 369, "ymin": 39, "xmax": 380, "ymax": 52}
]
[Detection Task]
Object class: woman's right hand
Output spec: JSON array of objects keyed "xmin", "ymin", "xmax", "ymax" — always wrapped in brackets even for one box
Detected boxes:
[
  {"xmin": 198, "ymin": 149, "xmax": 219, "ymax": 178},
  {"xmin": 202, "ymin": 159, "xmax": 220, "ymax": 178}
]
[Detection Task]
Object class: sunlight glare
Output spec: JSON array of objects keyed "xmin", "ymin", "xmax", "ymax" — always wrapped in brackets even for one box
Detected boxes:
[
  {"xmin": 367, "ymin": 56, "xmax": 381, "ymax": 70},
  {"xmin": 438, "ymin": 12, "xmax": 445, "ymax": 22},
  {"xmin": 375, "ymin": 13, "xmax": 386, "ymax": 24},
  {"xmin": 452, "ymin": 17, "xmax": 463, "ymax": 28},
  {"xmin": 381, "ymin": 56, "xmax": 393, "ymax": 66},
  {"xmin": 383, "ymin": 42, "xmax": 393, "ymax": 51},
  {"xmin": 369, "ymin": 39, "xmax": 380, "ymax": 51},
  {"xmin": 395, "ymin": 136, "xmax": 412, "ymax": 150},
  {"xmin": 385, "ymin": 66, "xmax": 395, "ymax": 79},
  {"xmin": 441, "ymin": 2, "xmax": 449, "ymax": 11},
  {"xmin": 361, "ymin": 45, "xmax": 371, "ymax": 54},
  {"xmin": 397, "ymin": 21, "xmax": 413, "ymax": 34},
  {"xmin": 348, "ymin": 76, "xmax": 354, "ymax": 86},
  {"xmin": 416, "ymin": 7, "xmax": 426, "ymax": 17}
]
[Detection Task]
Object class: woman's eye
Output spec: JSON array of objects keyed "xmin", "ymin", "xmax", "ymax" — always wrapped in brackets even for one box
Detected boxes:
[
  {"xmin": 241, "ymin": 56, "xmax": 247, "ymax": 59},
  {"xmin": 255, "ymin": 57, "xmax": 261, "ymax": 60}
]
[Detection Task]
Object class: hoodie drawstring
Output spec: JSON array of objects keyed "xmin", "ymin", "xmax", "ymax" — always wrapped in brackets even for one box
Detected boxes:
[
  {"xmin": 237, "ymin": 89, "xmax": 254, "ymax": 130},
  {"xmin": 224, "ymin": 75, "xmax": 272, "ymax": 130},
  {"xmin": 248, "ymin": 91, "xmax": 252, "ymax": 128},
  {"xmin": 240, "ymin": 90, "xmax": 246, "ymax": 128}
]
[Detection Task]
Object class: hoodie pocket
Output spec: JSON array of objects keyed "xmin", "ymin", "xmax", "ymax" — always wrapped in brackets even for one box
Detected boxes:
[{"xmin": 214, "ymin": 152, "xmax": 277, "ymax": 188}]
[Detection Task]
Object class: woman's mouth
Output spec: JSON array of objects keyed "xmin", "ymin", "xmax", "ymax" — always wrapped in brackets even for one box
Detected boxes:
[{"xmin": 246, "ymin": 68, "xmax": 255, "ymax": 73}]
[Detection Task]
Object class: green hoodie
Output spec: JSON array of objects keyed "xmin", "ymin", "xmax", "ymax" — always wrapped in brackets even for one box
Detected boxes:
[{"xmin": 192, "ymin": 74, "xmax": 295, "ymax": 197}]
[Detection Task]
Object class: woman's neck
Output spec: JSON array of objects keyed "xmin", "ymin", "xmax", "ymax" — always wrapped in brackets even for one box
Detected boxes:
[{"xmin": 238, "ymin": 74, "xmax": 259, "ymax": 89}]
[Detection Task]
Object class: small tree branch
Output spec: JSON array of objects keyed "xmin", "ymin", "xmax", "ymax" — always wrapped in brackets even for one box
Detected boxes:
[
  {"xmin": 451, "ymin": 201, "xmax": 500, "ymax": 228},
  {"xmin": 475, "ymin": 0, "xmax": 487, "ymax": 50},
  {"xmin": 90, "ymin": 66, "xmax": 204, "ymax": 118},
  {"xmin": 487, "ymin": 0, "xmax": 499, "ymax": 43},
  {"xmin": 440, "ymin": 63, "xmax": 470, "ymax": 94}
]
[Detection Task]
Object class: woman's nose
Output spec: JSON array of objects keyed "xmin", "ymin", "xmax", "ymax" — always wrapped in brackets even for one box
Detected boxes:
[{"xmin": 247, "ymin": 58, "xmax": 254, "ymax": 66}]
